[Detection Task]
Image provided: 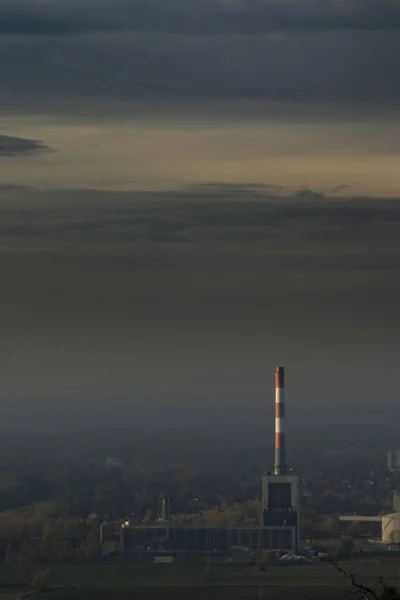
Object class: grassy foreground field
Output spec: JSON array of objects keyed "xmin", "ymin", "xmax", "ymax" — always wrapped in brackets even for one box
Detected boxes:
[
  {"xmin": 31, "ymin": 587, "xmax": 363, "ymax": 600},
  {"xmin": 40, "ymin": 558, "xmax": 400, "ymax": 587},
  {"xmin": 1, "ymin": 558, "xmax": 400, "ymax": 600}
]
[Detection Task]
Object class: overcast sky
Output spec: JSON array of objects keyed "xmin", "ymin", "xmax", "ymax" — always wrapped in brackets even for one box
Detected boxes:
[
  {"xmin": 1, "ymin": 0, "xmax": 400, "ymax": 194},
  {"xmin": 0, "ymin": 1, "xmax": 399, "ymax": 447}
]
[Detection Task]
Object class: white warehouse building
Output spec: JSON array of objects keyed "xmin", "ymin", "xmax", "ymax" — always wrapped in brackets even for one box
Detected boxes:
[{"xmin": 381, "ymin": 513, "xmax": 400, "ymax": 544}]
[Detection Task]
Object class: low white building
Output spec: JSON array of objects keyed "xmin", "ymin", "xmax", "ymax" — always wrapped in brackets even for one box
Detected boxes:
[{"xmin": 381, "ymin": 513, "xmax": 400, "ymax": 544}]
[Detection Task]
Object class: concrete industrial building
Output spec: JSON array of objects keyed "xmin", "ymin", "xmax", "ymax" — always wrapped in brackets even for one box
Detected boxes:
[
  {"xmin": 387, "ymin": 451, "xmax": 400, "ymax": 473},
  {"xmin": 120, "ymin": 524, "xmax": 295, "ymax": 553},
  {"xmin": 120, "ymin": 366, "xmax": 300, "ymax": 554},
  {"xmin": 381, "ymin": 513, "xmax": 400, "ymax": 544},
  {"xmin": 156, "ymin": 494, "xmax": 170, "ymax": 524},
  {"xmin": 392, "ymin": 491, "xmax": 400, "ymax": 513},
  {"xmin": 338, "ymin": 493, "xmax": 400, "ymax": 545}
]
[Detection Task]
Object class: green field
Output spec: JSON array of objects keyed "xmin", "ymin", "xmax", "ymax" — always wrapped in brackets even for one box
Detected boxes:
[
  {"xmin": 1, "ymin": 558, "xmax": 400, "ymax": 600},
  {"xmin": 32, "ymin": 588, "xmax": 356, "ymax": 600},
  {"xmin": 42, "ymin": 559, "xmax": 400, "ymax": 587}
]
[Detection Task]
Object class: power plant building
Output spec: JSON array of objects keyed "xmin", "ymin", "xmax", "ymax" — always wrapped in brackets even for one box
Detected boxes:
[
  {"xmin": 262, "ymin": 367, "xmax": 300, "ymax": 549},
  {"xmin": 120, "ymin": 524, "xmax": 296, "ymax": 553},
  {"xmin": 121, "ymin": 366, "xmax": 300, "ymax": 554}
]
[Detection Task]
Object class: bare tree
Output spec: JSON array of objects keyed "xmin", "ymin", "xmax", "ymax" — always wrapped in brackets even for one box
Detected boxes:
[{"xmin": 334, "ymin": 561, "xmax": 400, "ymax": 600}]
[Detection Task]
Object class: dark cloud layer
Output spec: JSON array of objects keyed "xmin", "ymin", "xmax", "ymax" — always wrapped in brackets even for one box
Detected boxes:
[
  {"xmin": 0, "ymin": 135, "xmax": 51, "ymax": 157},
  {"xmin": 0, "ymin": 1, "xmax": 399, "ymax": 117},
  {"xmin": 1, "ymin": 0, "xmax": 400, "ymax": 35},
  {"xmin": 0, "ymin": 184, "xmax": 31, "ymax": 191},
  {"xmin": 1, "ymin": 187, "xmax": 399, "ymax": 249},
  {"xmin": 1, "ymin": 29, "xmax": 399, "ymax": 113}
]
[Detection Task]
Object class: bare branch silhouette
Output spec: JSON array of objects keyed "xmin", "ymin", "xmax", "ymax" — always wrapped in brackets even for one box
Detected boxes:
[{"xmin": 334, "ymin": 561, "xmax": 380, "ymax": 600}]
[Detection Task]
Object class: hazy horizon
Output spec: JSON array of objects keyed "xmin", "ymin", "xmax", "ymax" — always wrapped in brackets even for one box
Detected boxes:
[{"xmin": 0, "ymin": 190, "xmax": 399, "ymax": 455}]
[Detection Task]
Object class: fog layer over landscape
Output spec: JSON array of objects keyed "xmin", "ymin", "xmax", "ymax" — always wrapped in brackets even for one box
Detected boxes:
[{"xmin": 0, "ymin": 190, "xmax": 398, "ymax": 460}]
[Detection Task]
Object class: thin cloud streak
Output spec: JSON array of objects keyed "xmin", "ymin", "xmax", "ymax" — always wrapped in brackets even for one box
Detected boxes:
[
  {"xmin": 0, "ymin": 134, "xmax": 51, "ymax": 157},
  {"xmin": 1, "ymin": 116, "xmax": 399, "ymax": 195}
]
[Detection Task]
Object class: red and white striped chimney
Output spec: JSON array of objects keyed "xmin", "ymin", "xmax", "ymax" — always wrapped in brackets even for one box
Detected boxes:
[{"xmin": 274, "ymin": 366, "xmax": 286, "ymax": 475}]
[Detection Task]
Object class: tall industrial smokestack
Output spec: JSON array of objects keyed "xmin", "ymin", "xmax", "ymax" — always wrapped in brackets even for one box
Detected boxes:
[{"xmin": 274, "ymin": 366, "xmax": 286, "ymax": 475}]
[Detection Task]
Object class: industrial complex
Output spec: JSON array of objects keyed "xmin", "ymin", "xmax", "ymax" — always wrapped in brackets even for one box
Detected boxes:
[
  {"xmin": 339, "ymin": 491, "xmax": 400, "ymax": 545},
  {"xmin": 104, "ymin": 365, "xmax": 400, "ymax": 557},
  {"xmin": 121, "ymin": 366, "xmax": 301, "ymax": 554}
]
